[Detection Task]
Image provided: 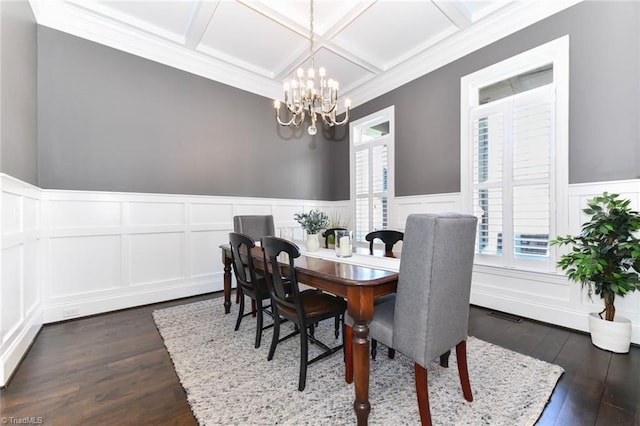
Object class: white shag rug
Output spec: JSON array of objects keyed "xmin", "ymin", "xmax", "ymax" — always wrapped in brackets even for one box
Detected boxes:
[{"xmin": 153, "ymin": 299, "xmax": 563, "ymax": 426}]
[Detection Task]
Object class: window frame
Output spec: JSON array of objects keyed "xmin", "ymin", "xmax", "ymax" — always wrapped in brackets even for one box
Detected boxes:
[
  {"xmin": 349, "ymin": 105, "xmax": 395, "ymax": 244},
  {"xmin": 460, "ymin": 36, "xmax": 569, "ymax": 273}
]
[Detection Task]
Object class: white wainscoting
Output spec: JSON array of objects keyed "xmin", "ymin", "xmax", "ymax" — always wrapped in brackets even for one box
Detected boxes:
[
  {"xmin": 40, "ymin": 190, "xmax": 349, "ymax": 323},
  {"xmin": 392, "ymin": 183, "xmax": 640, "ymax": 344},
  {"xmin": 1, "ymin": 175, "xmax": 43, "ymax": 386}
]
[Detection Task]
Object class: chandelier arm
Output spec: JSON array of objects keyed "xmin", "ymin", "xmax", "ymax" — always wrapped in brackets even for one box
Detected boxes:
[
  {"xmin": 292, "ymin": 110, "xmax": 305, "ymax": 126},
  {"xmin": 332, "ymin": 108, "xmax": 350, "ymax": 126},
  {"xmin": 276, "ymin": 107, "xmax": 305, "ymax": 127},
  {"xmin": 321, "ymin": 104, "xmax": 337, "ymax": 114},
  {"xmin": 285, "ymin": 103, "xmax": 305, "ymax": 116},
  {"xmin": 320, "ymin": 109, "xmax": 336, "ymax": 125}
]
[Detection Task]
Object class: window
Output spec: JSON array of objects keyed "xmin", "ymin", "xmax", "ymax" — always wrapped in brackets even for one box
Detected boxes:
[
  {"xmin": 461, "ymin": 37, "xmax": 568, "ymax": 272},
  {"xmin": 350, "ymin": 106, "xmax": 395, "ymax": 243}
]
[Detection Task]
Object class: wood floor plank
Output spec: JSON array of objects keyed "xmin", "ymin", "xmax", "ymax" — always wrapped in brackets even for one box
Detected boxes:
[
  {"xmin": 601, "ymin": 348, "xmax": 640, "ymax": 413},
  {"xmin": 1, "ymin": 296, "xmax": 638, "ymax": 425}
]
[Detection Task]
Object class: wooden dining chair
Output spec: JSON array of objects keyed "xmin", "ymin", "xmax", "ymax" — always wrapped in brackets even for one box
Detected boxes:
[
  {"xmin": 261, "ymin": 236, "xmax": 346, "ymax": 391},
  {"xmin": 322, "ymin": 227, "xmax": 347, "ymax": 248},
  {"xmin": 365, "ymin": 229, "xmax": 404, "ymax": 254},
  {"xmin": 228, "ymin": 232, "xmax": 274, "ymax": 349},
  {"xmin": 345, "ymin": 213, "xmax": 478, "ymax": 426}
]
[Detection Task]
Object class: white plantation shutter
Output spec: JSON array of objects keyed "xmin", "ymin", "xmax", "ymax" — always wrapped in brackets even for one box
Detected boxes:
[
  {"xmin": 512, "ymin": 99, "xmax": 552, "ymax": 259},
  {"xmin": 473, "ymin": 113, "xmax": 503, "ymax": 256},
  {"xmin": 351, "ymin": 107, "xmax": 394, "ymax": 244},
  {"xmin": 471, "ymin": 86, "xmax": 554, "ymax": 266},
  {"xmin": 355, "ymin": 149, "xmax": 370, "ymax": 242}
]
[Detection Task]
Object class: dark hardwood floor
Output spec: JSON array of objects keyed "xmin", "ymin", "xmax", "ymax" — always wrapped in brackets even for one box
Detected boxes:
[{"xmin": 1, "ymin": 293, "xmax": 638, "ymax": 425}]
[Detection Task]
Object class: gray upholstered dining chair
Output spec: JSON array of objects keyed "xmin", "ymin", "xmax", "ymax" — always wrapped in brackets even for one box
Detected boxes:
[
  {"xmin": 233, "ymin": 215, "xmax": 275, "ymax": 241},
  {"xmin": 233, "ymin": 215, "xmax": 275, "ymax": 304},
  {"xmin": 345, "ymin": 212, "xmax": 478, "ymax": 426}
]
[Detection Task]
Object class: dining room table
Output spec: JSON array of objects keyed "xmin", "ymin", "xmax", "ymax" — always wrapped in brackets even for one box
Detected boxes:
[{"xmin": 219, "ymin": 241, "xmax": 400, "ymax": 425}]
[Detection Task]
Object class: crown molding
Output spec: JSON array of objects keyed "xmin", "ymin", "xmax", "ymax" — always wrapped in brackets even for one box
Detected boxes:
[
  {"xmin": 29, "ymin": 0, "xmax": 582, "ymax": 109},
  {"xmin": 29, "ymin": 0, "xmax": 282, "ymax": 101},
  {"xmin": 344, "ymin": 0, "xmax": 583, "ymax": 108}
]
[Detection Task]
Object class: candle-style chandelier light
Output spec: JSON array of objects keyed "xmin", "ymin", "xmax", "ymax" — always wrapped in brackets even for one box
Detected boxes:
[{"xmin": 273, "ymin": 0, "xmax": 350, "ymax": 136}]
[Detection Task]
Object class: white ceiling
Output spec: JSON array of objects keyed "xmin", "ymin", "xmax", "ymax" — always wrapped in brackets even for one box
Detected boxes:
[{"xmin": 29, "ymin": 0, "xmax": 581, "ymax": 109}]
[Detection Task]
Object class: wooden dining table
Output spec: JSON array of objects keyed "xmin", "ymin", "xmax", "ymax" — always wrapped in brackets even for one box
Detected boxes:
[{"xmin": 220, "ymin": 243, "xmax": 399, "ymax": 425}]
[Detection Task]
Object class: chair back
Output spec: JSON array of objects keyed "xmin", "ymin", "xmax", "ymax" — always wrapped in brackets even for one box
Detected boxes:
[
  {"xmin": 233, "ymin": 215, "xmax": 275, "ymax": 241},
  {"xmin": 365, "ymin": 230, "xmax": 404, "ymax": 254},
  {"xmin": 391, "ymin": 213, "xmax": 477, "ymax": 367},
  {"xmin": 323, "ymin": 227, "xmax": 347, "ymax": 248},
  {"xmin": 228, "ymin": 232, "xmax": 259, "ymax": 293},
  {"xmin": 261, "ymin": 236, "xmax": 303, "ymax": 318}
]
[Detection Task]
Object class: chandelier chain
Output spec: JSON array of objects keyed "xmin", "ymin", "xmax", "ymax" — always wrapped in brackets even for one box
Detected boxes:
[{"xmin": 309, "ymin": 0, "xmax": 314, "ymax": 70}]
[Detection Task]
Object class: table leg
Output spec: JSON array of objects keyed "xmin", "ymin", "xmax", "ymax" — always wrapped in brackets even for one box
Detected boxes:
[
  {"xmin": 347, "ymin": 288, "xmax": 374, "ymax": 425},
  {"xmin": 222, "ymin": 252, "xmax": 232, "ymax": 314}
]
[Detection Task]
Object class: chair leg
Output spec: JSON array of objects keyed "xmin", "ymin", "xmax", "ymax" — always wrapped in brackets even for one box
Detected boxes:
[
  {"xmin": 234, "ymin": 289, "xmax": 245, "ymax": 331},
  {"xmin": 388, "ymin": 348, "xmax": 395, "ymax": 359},
  {"xmin": 255, "ymin": 302, "xmax": 264, "ymax": 348},
  {"xmin": 440, "ymin": 350, "xmax": 451, "ymax": 368},
  {"xmin": 267, "ymin": 313, "xmax": 280, "ymax": 361},
  {"xmin": 251, "ymin": 299, "xmax": 257, "ymax": 317},
  {"xmin": 455, "ymin": 340, "xmax": 473, "ymax": 401},
  {"xmin": 235, "ymin": 287, "xmax": 240, "ymax": 304},
  {"xmin": 344, "ymin": 325, "xmax": 353, "ymax": 384},
  {"xmin": 371, "ymin": 339, "xmax": 377, "ymax": 360},
  {"xmin": 414, "ymin": 363, "xmax": 432, "ymax": 426},
  {"xmin": 334, "ymin": 316, "xmax": 340, "ymax": 339},
  {"xmin": 298, "ymin": 326, "xmax": 309, "ymax": 391}
]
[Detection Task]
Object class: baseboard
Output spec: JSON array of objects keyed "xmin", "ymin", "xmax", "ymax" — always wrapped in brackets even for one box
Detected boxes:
[
  {"xmin": 42, "ymin": 279, "xmax": 217, "ymax": 324},
  {"xmin": 1, "ymin": 308, "xmax": 43, "ymax": 387},
  {"xmin": 471, "ymin": 288, "xmax": 589, "ymax": 331},
  {"xmin": 471, "ymin": 289, "xmax": 640, "ymax": 344}
]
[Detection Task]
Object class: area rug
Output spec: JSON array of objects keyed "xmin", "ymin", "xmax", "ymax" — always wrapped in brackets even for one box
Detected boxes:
[{"xmin": 153, "ymin": 299, "xmax": 563, "ymax": 425}]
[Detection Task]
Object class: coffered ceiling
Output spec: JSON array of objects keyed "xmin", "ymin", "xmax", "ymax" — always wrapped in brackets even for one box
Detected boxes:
[{"xmin": 28, "ymin": 0, "xmax": 581, "ymax": 108}]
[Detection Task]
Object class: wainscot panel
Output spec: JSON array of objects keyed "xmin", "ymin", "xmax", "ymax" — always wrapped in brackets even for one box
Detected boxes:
[
  {"xmin": 40, "ymin": 190, "xmax": 349, "ymax": 323},
  {"xmin": 0, "ymin": 174, "xmax": 42, "ymax": 387}
]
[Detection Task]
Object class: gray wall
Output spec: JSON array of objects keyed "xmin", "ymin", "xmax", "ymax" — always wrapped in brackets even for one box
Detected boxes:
[
  {"xmin": 1, "ymin": 1, "xmax": 38, "ymax": 185},
  {"xmin": 34, "ymin": 1, "xmax": 640, "ymax": 200},
  {"xmin": 37, "ymin": 27, "xmax": 346, "ymax": 200},
  {"xmin": 348, "ymin": 1, "xmax": 640, "ymax": 197}
]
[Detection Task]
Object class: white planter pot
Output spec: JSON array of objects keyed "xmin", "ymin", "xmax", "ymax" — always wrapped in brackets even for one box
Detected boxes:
[
  {"xmin": 588, "ymin": 312, "xmax": 632, "ymax": 353},
  {"xmin": 305, "ymin": 233, "xmax": 320, "ymax": 252}
]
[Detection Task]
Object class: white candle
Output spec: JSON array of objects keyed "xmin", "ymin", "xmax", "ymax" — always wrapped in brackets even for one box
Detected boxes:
[{"xmin": 339, "ymin": 235, "xmax": 351, "ymax": 257}]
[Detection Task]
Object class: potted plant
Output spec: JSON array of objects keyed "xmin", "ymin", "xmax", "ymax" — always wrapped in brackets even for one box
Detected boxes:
[
  {"xmin": 294, "ymin": 209, "xmax": 329, "ymax": 252},
  {"xmin": 551, "ymin": 192, "xmax": 640, "ymax": 353}
]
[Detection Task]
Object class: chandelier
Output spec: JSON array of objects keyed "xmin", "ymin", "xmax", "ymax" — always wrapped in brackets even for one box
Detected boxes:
[{"xmin": 273, "ymin": 0, "xmax": 350, "ymax": 136}]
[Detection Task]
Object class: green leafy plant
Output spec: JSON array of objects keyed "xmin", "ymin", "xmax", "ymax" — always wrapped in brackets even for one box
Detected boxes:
[
  {"xmin": 294, "ymin": 209, "xmax": 329, "ymax": 235},
  {"xmin": 551, "ymin": 192, "xmax": 640, "ymax": 321}
]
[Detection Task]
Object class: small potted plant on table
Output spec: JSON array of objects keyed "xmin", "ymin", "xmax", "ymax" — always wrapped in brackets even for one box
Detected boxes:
[
  {"xmin": 551, "ymin": 192, "xmax": 640, "ymax": 353},
  {"xmin": 294, "ymin": 209, "xmax": 329, "ymax": 252}
]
